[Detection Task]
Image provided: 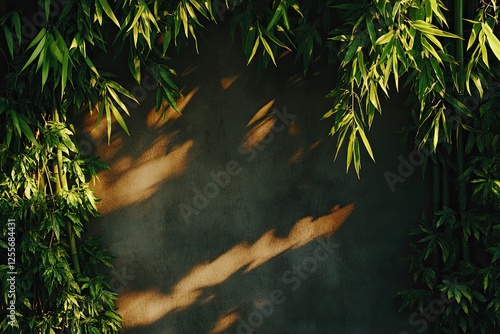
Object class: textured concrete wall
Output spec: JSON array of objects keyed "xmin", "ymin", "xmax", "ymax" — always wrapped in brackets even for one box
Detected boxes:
[{"xmin": 83, "ymin": 23, "xmax": 430, "ymax": 334}]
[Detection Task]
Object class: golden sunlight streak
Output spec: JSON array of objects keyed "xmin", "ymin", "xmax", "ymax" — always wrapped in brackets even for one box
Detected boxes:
[
  {"xmin": 247, "ymin": 100, "xmax": 275, "ymax": 127},
  {"xmin": 288, "ymin": 140, "xmax": 322, "ymax": 164},
  {"xmin": 117, "ymin": 203, "xmax": 354, "ymax": 328},
  {"xmin": 149, "ymin": 87, "xmax": 200, "ymax": 126},
  {"xmin": 95, "ymin": 139, "xmax": 193, "ymax": 214},
  {"xmin": 242, "ymin": 117, "xmax": 276, "ymax": 150},
  {"xmin": 220, "ymin": 74, "xmax": 240, "ymax": 90},
  {"xmin": 210, "ymin": 310, "xmax": 240, "ymax": 334}
]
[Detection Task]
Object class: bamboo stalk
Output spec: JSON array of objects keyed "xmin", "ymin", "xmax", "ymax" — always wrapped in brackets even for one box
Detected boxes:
[
  {"xmin": 454, "ymin": 0, "xmax": 470, "ymax": 262},
  {"xmin": 442, "ymin": 163, "xmax": 450, "ymax": 207},
  {"xmin": 53, "ymin": 109, "xmax": 81, "ymax": 274},
  {"xmin": 433, "ymin": 160, "xmax": 442, "ymax": 334}
]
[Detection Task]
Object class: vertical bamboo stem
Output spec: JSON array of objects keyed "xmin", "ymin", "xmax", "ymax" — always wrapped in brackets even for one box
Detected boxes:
[
  {"xmin": 442, "ymin": 164, "xmax": 450, "ymax": 207},
  {"xmin": 433, "ymin": 160, "xmax": 441, "ymax": 334},
  {"xmin": 454, "ymin": 0, "xmax": 470, "ymax": 262},
  {"xmin": 53, "ymin": 109, "xmax": 81, "ymax": 274}
]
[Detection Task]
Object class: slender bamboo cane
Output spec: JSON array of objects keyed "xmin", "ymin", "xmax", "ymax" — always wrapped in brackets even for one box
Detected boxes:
[
  {"xmin": 433, "ymin": 160, "xmax": 441, "ymax": 334},
  {"xmin": 53, "ymin": 109, "xmax": 81, "ymax": 273},
  {"xmin": 454, "ymin": 0, "xmax": 470, "ymax": 262},
  {"xmin": 443, "ymin": 164, "xmax": 450, "ymax": 207}
]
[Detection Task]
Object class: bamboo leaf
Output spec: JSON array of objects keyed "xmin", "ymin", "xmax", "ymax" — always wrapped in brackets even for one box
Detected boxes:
[
  {"xmin": 353, "ymin": 135, "xmax": 360, "ymax": 177},
  {"xmin": 421, "ymin": 36, "xmax": 441, "ymax": 62},
  {"xmin": 262, "ymin": 28, "xmax": 291, "ymax": 50},
  {"xmin": 158, "ymin": 66, "xmax": 178, "ymax": 91},
  {"xmin": 366, "ymin": 18, "xmax": 376, "ymax": 45},
  {"xmin": 287, "ymin": 0, "xmax": 303, "ymax": 17},
  {"xmin": 260, "ymin": 35, "xmax": 277, "ymax": 66},
  {"xmin": 26, "ymin": 27, "xmax": 46, "ymax": 50},
  {"xmin": 411, "ymin": 20, "xmax": 461, "ymax": 39},
  {"xmin": 95, "ymin": 0, "xmax": 103, "ymax": 25},
  {"xmin": 369, "ymin": 82, "xmax": 381, "ymax": 110},
  {"xmin": 98, "ymin": 0, "xmax": 120, "ymax": 27},
  {"xmin": 375, "ymin": 30, "xmax": 394, "ymax": 45},
  {"xmin": 126, "ymin": 6, "xmax": 145, "ymax": 33},
  {"xmin": 444, "ymin": 94, "xmax": 472, "ymax": 118},
  {"xmin": 21, "ymin": 34, "xmax": 47, "ymax": 72},
  {"xmin": 467, "ymin": 23, "xmax": 481, "ymax": 50},
  {"xmin": 17, "ymin": 117, "xmax": 37, "ymax": 148},
  {"xmin": 41, "ymin": 45, "xmax": 50, "ymax": 89},
  {"xmin": 3, "ymin": 26, "xmax": 14, "ymax": 58},
  {"xmin": 247, "ymin": 35, "xmax": 260, "ymax": 64},
  {"xmin": 132, "ymin": 54, "xmax": 141, "ymax": 83},
  {"xmin": 107, "ymin": 81, "xmax": 138, "ymax": 104},
  {"xmin": 162, "ymin": 29, "xmax": 172, "ymax": 56},
  {"xmin": 433, "ymin": 118, "xmax": 439, "ymax": 151},
  {"xmin": 480, "ymin": 34, "xmax": 489, "ymax": 67},
  {"xmin": 106, "ymin": 86, "xmax": 130, "ymax": 115},
  {"xmin": 357, "ymin": 126, "xmax": 375, "ymax": 161},
  {"xmin": 155, "ymin": 87, "xmax": 162, "ymax": 111},
  {"xmin": 163, "ymin": 86, "xmax": 180, "ymax": 113},
  {"xmin": 8, "ymin": 110, "xmax": 21, "ymax": 137},
  {"xmin": 84, "ymin": 55, "xmax": 99, "ymax": 76},
  {"xmin": 482, "ymin": 23, "xmax": 500, "ymax": 61},
  {"xmin": 470, "ymin": 72, "xmax": 483, "ymax": 99},
  {"xmin": 179, "ymin": 5, "xmax": 189, "ymax": 38},
  {"xmin": 12, "ymin": 12, "xmax": 21, "ymax": 46},
  {"xmin": 61, "ymin": 50, "xmax": 69, "ymax": 99},
  {"xmin": 49, "ymin": 39, "xmax": 63, "ymax": 63},
  {"xmin": 346, "ymin": 131, "xmax": 354, "ymax": 172},
  {"xmin": 44, "ymin": 0, "xmax": 50, "ymax": 21},
  {"xmin": 267, "ymin": 2, "xmax": 283, "ymax": 31},
  {"xmin": 109, "ymin": 100, "xmax": 130, "ymax": 136}
]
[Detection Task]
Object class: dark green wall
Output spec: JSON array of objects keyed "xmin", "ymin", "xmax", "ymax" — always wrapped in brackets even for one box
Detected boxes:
[{"xmin": 84, "ymin": 23, "xmax": 431, "ymax": 334}]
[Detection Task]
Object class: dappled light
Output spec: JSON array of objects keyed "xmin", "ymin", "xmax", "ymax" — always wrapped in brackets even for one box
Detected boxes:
[
  {"xmin": 117, "ymin": 204, "xmax": 354, "ymax": 329},
  {"xmin": 221, "ymin": 74, "xmax": 241, "ymax": 90},
  {"xmin": 246, "ymin": 100, "xmax": 275, "ymax": 128},
  {"xmin": 94, "ymin": 138, "xmax": 193, "ymax": 214},
  {"xmin": 210, "ymin": 310, "xmax": 239, "ymax": 334},
  {"xmin": 288, "ymin": 140, "xmax": 322, "ymax": 164},
  {"xmin": 242, "ymin": 100, "xmax": 278, "ymax": 150},
  {"xmin": 151, "ymin": 87, "xmax": 200, "ymax": 123}
]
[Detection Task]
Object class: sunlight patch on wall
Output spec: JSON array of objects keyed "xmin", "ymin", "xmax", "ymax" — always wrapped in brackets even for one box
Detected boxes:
[
  {"xmin": 246, "ymin": 100, "xmax": 275, "ymax": 128},
  {"xmin": 241, "ymin": 100, "xmax": 279, "ymax": 150},
  {"xmin": 242, "ymin": 116, "xmax": 276, "ymax": 150},
  {"xmin": 220, "ymin": 74, "xmax": 240, "ymax": 90},
  {"xmin": 148, "ymin": 87, "xmax": 200, "ymax": 127},
  {"xmin": 210, "ymin": 310, "xmax": 240, "ymax": 334},
  {"xmin": 95, "ymin": 139, "xmax": 193, "ymax": 214},
  {"xmin": 117, "ymin": 203, "xmax": 354, "ymax": 329},
  {"xmin": 288, "ymin": 140, "xmax": 322, "ymax": 164}
]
